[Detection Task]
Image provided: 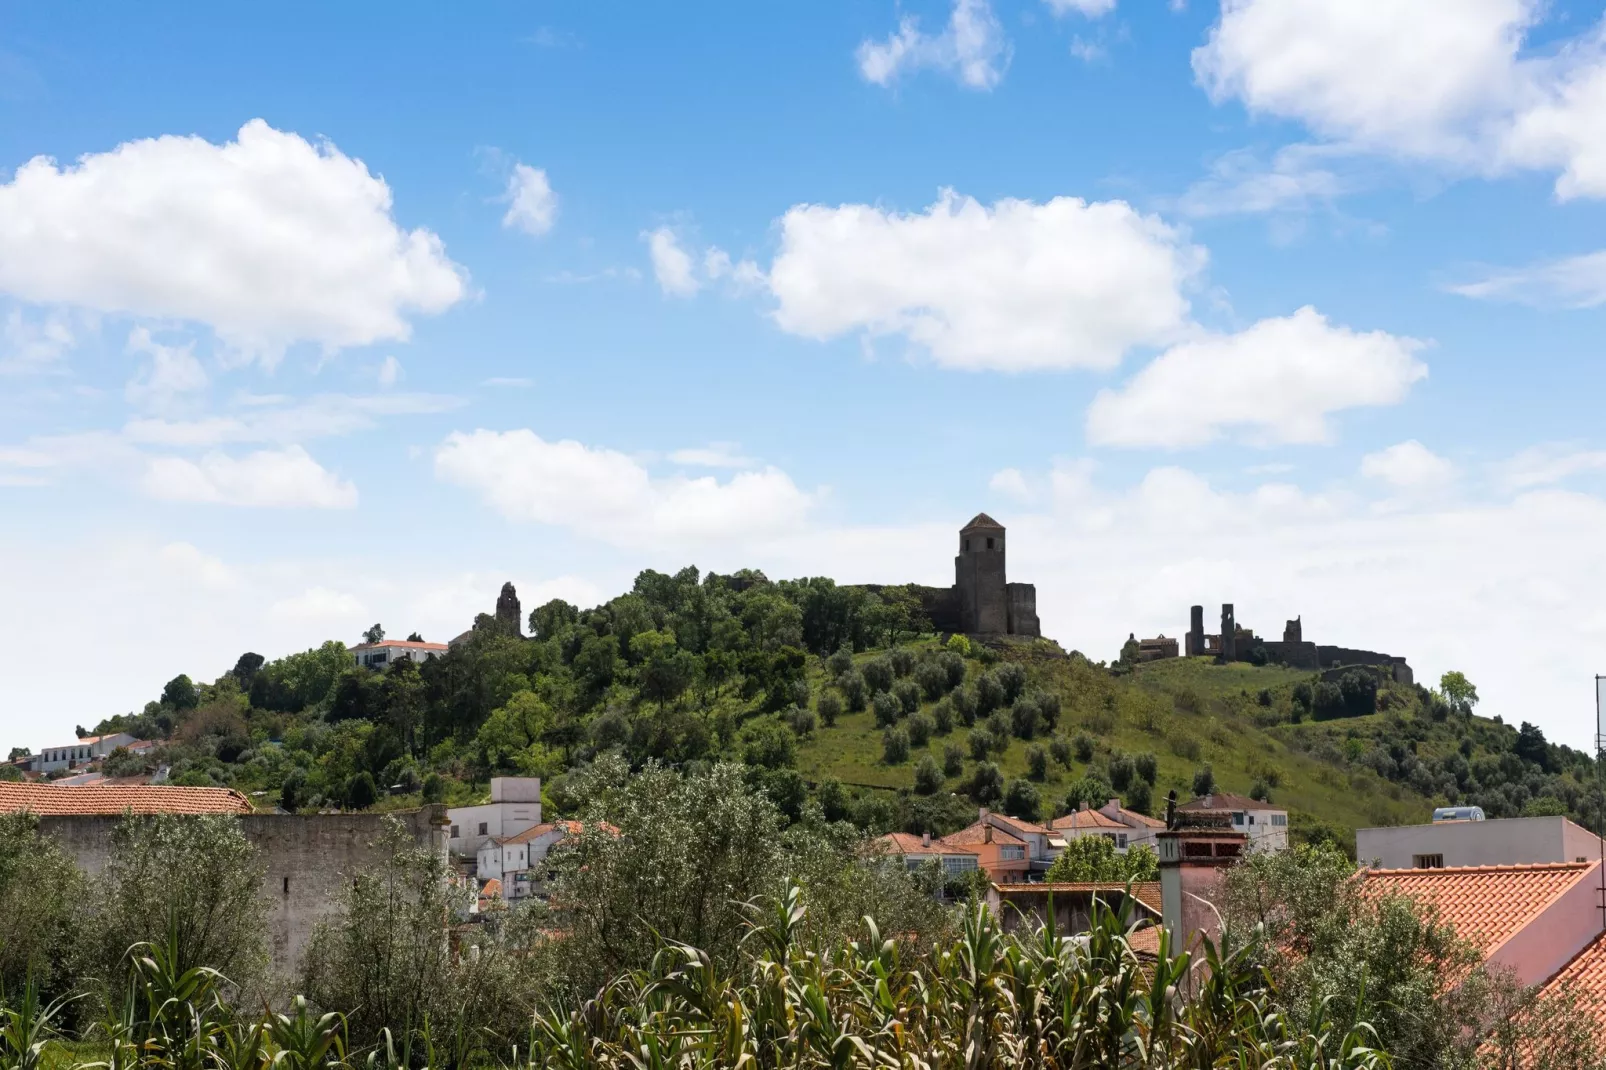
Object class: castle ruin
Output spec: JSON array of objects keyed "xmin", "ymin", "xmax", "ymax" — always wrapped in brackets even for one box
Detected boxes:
[{"xmin": 1159, "ymin": 602, "xmax": 1412, "ymax": 683}]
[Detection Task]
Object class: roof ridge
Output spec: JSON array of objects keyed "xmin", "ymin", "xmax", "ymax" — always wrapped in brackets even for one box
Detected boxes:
[{"xmin": 1372, "ymin": 862, "xmax": 1594, "ymax": 875}]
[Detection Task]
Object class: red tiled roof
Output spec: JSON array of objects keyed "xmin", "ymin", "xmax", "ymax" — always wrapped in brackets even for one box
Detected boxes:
[
  {"xmin": 353, "ymin": 640, "xmax": 448, "ymax": 652},
  {"xmin": 1534, "ymin": 930, "xmax": 1606, "ymax": 1041},
  {"xmin": 987, "ymin": 812, "xmax": 1054, "ymax": 836},
  {"xmin": 1108, "ymin": 806, "xmax": 1165, "ymax": 829},
  {"xmin": 877, "ymin": 832, "xmax": 980, "ymax": 856},
  {"xmin": 1052, "ymin": 809, "xmax": 1127, "ymax": 831},
  {"xmin": 993, "ymin": 880, "xmax": 1163, "ymax": 916},
  {"xmin": 944, "ymin": 822, "xmax": 1026, "ymax": 847},
  {"xmin": 1178, "ymin": 792, "xmax": 1277, "ymax": 812},
  {"xmin": 0, "ymin": 782, "xmax": 252, "ymax": 816},
  {"xmin": 495, "ymin": 819, "xmax": 617, "ymax": 846},
  {"xmin": 1359, "ymin": 863, "xmax": 1594, "ymax": 956}
]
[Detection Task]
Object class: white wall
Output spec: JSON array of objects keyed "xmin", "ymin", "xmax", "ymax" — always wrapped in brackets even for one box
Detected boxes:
[
  {"xmin": 447, "ymin": 798, "xmax": 542, "ymax": 858},
  {"xmin": 1356, "ymin": 816, "xmax": 1603, "ymax": 869}
]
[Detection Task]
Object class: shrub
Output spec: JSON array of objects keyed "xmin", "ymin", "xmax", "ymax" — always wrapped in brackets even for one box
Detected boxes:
[
  {"xmin": 1048, "ymin": 735, "xmax": 1072, "ymax": 766},
  {"xmin": 915, "ymin": 660, "xmax": 949, "ymax": 700},
  {"xmin": 1134, "ymin": 751, "xmax": 1159, "ymax": 784},
  {"xmin": 873, "ymin": 692, "xmax": 901, "ymax": 728},
  {"xmin": 932, "ymin": 698, "xmax": 955, "ymax": 735},
  {"xmin": 1072, "ymin": 732, "xmax": 1095, "ymax": 763},
  {"xmin": 420, "ymin": 772, "xmax": 445, "ymax": 804},
  {"xmin": 889, "ymin": 647, "xmax": 915, "ymax": 677},
  {"xmin": 907, "ymin": 712, "xmax": 935, "ymax": 748},
  {"xmin": 882, "ymin": 727, "xmax": 911, "ymax": 765},
  {"xmin": 944, "ymin": 633, "xmax": 972, "ymax": 656},
  {"xmin": 347, "ymin": 771, "xmax": 379, "ymax": 809},
  {"xmin": 1065, "ymin": 772, "xmax": 1114, "ymax": 812},
  {"xmin": 1175, "ymin": 687, "xmax": 1205, "ymax": 715},
  {"xmin": 975, "ymin": 673, "xmax": 1005, "ymax": 716},
  {"xmin": 1192, "ymin": 763, "xmax": 1216, "ymax": 796},
  {"xmin": 1169, "ymin": 734, "xmax": 1201, "ymax": 761},
  {"xmin": 968, "ymin": 761, "xmax": 1005, "ymax": 805},
  {"xmin": 1257, "ymin": 688, "xmax": 1274, "ymax": 707},
  {"xmin": 1003, "ymin": 778, "xmax": 1040, "ymax": 822},
  {"xmin": 838, "ymin": 670, "xmax": 868, "ymax": 712},
  {"xmin": 816, "ymin": 778, "xmax": 850, "ymax": 822},
  {"xmin": 943, "ymin": 743, "xmax": 966, "ymax": 777},
  {"xmin": 817, "ymin": 691, "xmax": 843, "ymax": 728},
  {"xmin": 1313, "ymin": 681, "xmax": 1345, "ymax": 720},
  {"xmin": 914, "ymin": 755, "xmax": 943, "ymax": 795},
  {"xmin": 1107, "ymin": 752, "xmax": 1135, "ymax": 791},
  {"xmin": 1292, "ymin": 681, "xmax": 1314, "ymax": 714},
  {"xmin": 895, "ymin": 679, "xmax": 922, "ymax": 715},
  {"xmin": 951, "ymin": 686, "xmax": 977, "ymax": 725},
  {"xmin": 1010, "ymin": 697, "xmax": 1041, "ymax": 740},
  {"xmin": 939, "ymin": 650, "xmax": 968, "ymax": 689},
  {"xmin": 1126, "ymin": 777, "xmax": 1153, "ymax": 815},
  {"xmin": 827, "ymin": 644, "xmax": 855, "ymax": 676},
  {"xmin": 968, "ymin": 730, "xmax": 993, "ymax": 762},
  {"xmin": 1026, "ymin": 744, "xmax": 1048, "ymax": 781},
  {"xmin": 995, "ymin": 663, "xmax": 1028, "ymax": 703},
  {"xmin": 986, "ymin": 711, "xmax": 1013, "ymax": 750},
  {"xmin": 787, "ymin": 705, "xmax": 818, "ymax": 738},
  {"xmin": 863, "ymin": 657, "xmax": 894, "ymax": 694},
  {"xmin": 742, "ymin": 719, "xmax": 796, "ymax": 770},
  {"xmin": 1250, "ymin": 778, "xmax": 1272, "ymax": 803},
  {"xmin": 1034, "ymin": 689, "xmax": 1062, "ymax": 730}
]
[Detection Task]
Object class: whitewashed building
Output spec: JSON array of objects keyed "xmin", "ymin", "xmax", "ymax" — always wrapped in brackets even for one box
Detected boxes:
[
  {"xmin": 29, "ymin": 732, "xmax": 140, "ymax": 773},
  {"xmin": 447, "ymin": 776, "xmax": 542, "ymax": 858},
  {"xmin": 1177, "ymin": 792, "xmax": 1289, "ymax": 851},
  {"xmin": 476, "ymin": 820, "xmax": 584, "ymax": 900},
  {"xmin": 352, "ymin": 639, "xmax": 449, "ymax": 669}
]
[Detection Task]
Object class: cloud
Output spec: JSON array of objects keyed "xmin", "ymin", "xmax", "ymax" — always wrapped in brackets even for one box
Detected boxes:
[
  {"xmin": 1175, "ymin": 144, "xmax": 1357, "ymax": 218},
  {"xmin": 1191, "ymin": 0, "xmax": 1606, "ymax": 201},
  {"xmin": 1495, "ymin": 444, "xmax": 1606, "ymax": 491},
  {"xmin": 0, "ymin": 119, "xmax": 466, "ymax": 361},
  {"xmin": 643, "ymin": 226, "xmax": 700, "ymax": 297},
  {"xmin": 502, "ymin": 163, "xmax": 558, "ymax": 237},
  {"xmin": 269, "ymin": 586, "xmax": 368, "ymax": 622},
  {"xmin": 857, "ymin": 0, "xmax": 1011, "ymax": 91},
  {"xmin": 377, "ymin": 355, "xmax": 402, "ymax": 387},
  {"xmin": 120, "ymin": 392, "xmax": 461, "ymax": 448},
  {"xmin": 1360, "ymin": 440, "xmax": 1457, "ymax": 491},
  {"xmin": 669, "ymin": 442, "xmax": 757, "ymax": 469},
  {"xmin": 989, "ymin": 467, "xmax": 1032, "ymax": 501},
  {"xmin": 0, "ymin": 306, "xmax": 76, "ymax": 375},
  {"xmin": 1046, "ymin": 0, "xmax": 1116, "ymax": 15},
  {"xmin": 124, "ymin": 327, "xmax": 207, "ymax": 411},
  {"xmin": 766, "ymin": 189, "xmax": 1204, "ymax": 372},
  {"xmin": 433, "ymin": 428, "xmax": 814, "ymax": 547},
  {"xmin": 141, "ymin": 445, "xmax": 357, "ymax": 508},
  {"xmin": 1448, "ymin": 249, "xmax": 1606, "ymax": 308},
  {"xmin": 1086, "ymin": 306, "xmax": 1428, "ymax": 448}
]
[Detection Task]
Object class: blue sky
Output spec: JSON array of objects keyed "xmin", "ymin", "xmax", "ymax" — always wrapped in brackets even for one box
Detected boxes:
[{"xmin": 6, "ymin": 0, "xmax": 1606, "ymax": 749}]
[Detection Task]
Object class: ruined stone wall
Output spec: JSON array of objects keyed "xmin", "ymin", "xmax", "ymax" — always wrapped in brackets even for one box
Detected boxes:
[
  {"xmin": 956, "ymin": 549, "xmax": 1007, "ymax": 634},
  {"xmin": 1005, "ymin": 583, "xmax": 1040, "ymax": 638},
  {"xmin": 39, "ymin": 807, "xmax": 448, "ymax": 980}
]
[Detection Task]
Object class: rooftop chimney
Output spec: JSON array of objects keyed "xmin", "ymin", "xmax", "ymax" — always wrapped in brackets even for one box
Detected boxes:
[{"xmin": 922, "ymin": 831, "xmax": 931, "ymax": 848}]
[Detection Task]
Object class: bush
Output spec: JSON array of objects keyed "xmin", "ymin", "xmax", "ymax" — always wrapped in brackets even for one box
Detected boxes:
[
  {"xmin": 968, "ymin": 730, "xmax": 993, "ymax": 762},
  {"xmin": 889, "ymin": 647, "xmax": 915, "ymax": 677},
  {"xmin": 1072, "ymin": 732, "xmax": 1095, "ymax": 763},
  {"xmin": 1250, "ymin": 778, "xmax": 1272, "ymax": 803},
  {"xmin": 939, "ymin": 650, "xmax": 968, "ymax": 690},
  {"xmin": 975, "ymin": 673, "xmax": 1005, "ymax": 716},
  {"xmin": 817, "ymin": 778, "xmax": 850, "ymax": 822},
  {"xmin": 943, "ymin": 743, "xmax": 966, "ymax": 777},
  {"xmin": 883, "ymin": 727, "xmax": 911, "ymax": 765},
  {"xmin": 1313, "ymin": 681, "xmax": 1345, "ymax": 720},
  {"xmin": 1010, "ymin": 697, "xmax": 1041, "ymax": 740},
  {"xmin": 914, "ymin": 755, "xmax": 943, "ymax": 795},
  {"xmin": 1292, "ymin": 681, "xmax": 1314, "ymax": 715},
  {"xmin": 420, "ymin": 771, "xmax": 445, "ymax": 804},
  {"xmin": 347, "ymin": 771, "xmax": 379, "ymax": 809},
  {"xmin": 872, "ymin": 691, "xmax": 901, "ymax": 728},
  {"xmin": 986, "ymin": 711, "xmax": 1013, "ymax": 750},
  {"xmin": 787, "ymin": 705, "xmax": 818, "ymax": 738},
  {"xmin": 1134, "ymin": 751, "xmax": 1158, "ymax": 785},
  {"xmin": 895, "ymin": 679, "xmax": 922, "ymax": 715},
  {"xmin": 995, "ymin": 663, "xmax": 1028, "ymax": 703},
  {"xmin": 907, "ymin": 712, "xmax": 935, "ymax": 748},
  {"xmin": 1169, "ymin": 734, "xmax": 1202, "ymax": 761},
  {"xmin": 0, "ymin": 813, "xmax": 84, "ymax": 1001},
  {"xmin": 968, "ymin": 762, "xmax": 1005, "ymax": 805},
  {"xmin": 1065, "ymin": 772, "xmax": 1114, "ymax": 812},
  {"xmin": 742, "ymin": 719, "xmax": 797, "ymax": 770},
  {"xmin": 1126, "ymin": 777, "xmax": 1153, "ymax": 815},
  {"xmin": 1192, "ymin": 763, "xmax": 1216, "ymax": 796},
  {"xmin": 1107, "ymin": 752, "xmax": 1135, "ymax": 791},
  {"xmin": 863, "ymin": 658, "xmax": 895, "ymax": 694},
  {"xmin": 838, "ymin": 670, "xmax": 868, "ymax": 712},
  {"xmin": 1049, "ymin": 735, "xmax": 1072, "ymax": 766},
  {"xmin": 817, "ymin": 691, "xmax": 843, "ymax": 728},
  {"xmin": 1003, "ymin": 779, "xmax": 1040, "ymax": 822},
  {"xmin": 827, "ymin": 644, "xmax": 855, "ymax": 676},
  {"xmin": 915, "ymin": 660, "xmax": 949, "ymax": 700},
  {"xmin": 1257, "ymin": 688, "xmax": 1274, "ymax": 707},
  {"xmin": 951, "ymin": 686, "xmax": 977, "ymax": 725},
  {"xmin": 1026, "ymin": 744, "xmax": 1048, "ymax": 781},
  {"xmin": 1034, "ymin": 689, "xmax": 1061, "ymax": 730},
  {"xmin": 932, "ymin": 698, "xmax": 955, "ymax": 735}
]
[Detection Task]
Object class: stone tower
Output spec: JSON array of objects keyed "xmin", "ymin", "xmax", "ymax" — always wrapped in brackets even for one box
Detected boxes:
[
  {"xmin": 1186, "ymin": 605, "xmax": 1205, "ymax": 656},
  {"xmin": 1219, "ymin": 603, "xmax": 1236, "ymax": 661},
  {"xmin": 956, "ymin": 514, "xmax": 1008, "ymax": 634},
  {"xmin": 495, "ymin": 582, "xmax": 523, "ymax": 637}
]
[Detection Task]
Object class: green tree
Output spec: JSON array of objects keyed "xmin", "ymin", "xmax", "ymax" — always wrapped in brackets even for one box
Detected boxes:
[
  {"xmin": 0, "ymin": 813, "xmax": 84, "ymax": 1000},
  {"xmin": 362, "ymin": 623, "xmax": 385, "ymax": 644},
  {"xmin": 1003, "ymin": 779, "xmax": 1040, "ymax": 822},
  {"xmin": 967, "ymin": 761, "xmax": 1004, "ymax": 805},
  {"xmin": 346, "ymin": 771, "xmax": 379, "ymax": 809},
  {"xmin": 530, "ymin": 598, "xmax": 580, "ymax": 640},
  {"xmin": 1439, "ymin": 670, "xmax": 1479, "ymax": 719},
  {"xmin": 1192, "ymin": 763, "xmax": 1216, "ymax": 796},
  {"xmin": 882, "ymin": 726, "xmax": 910, "ymax": 765},
  {"xmin": 161, "ymin": 674, "xmax": 199, "ymax": 711},
  {"xmin": 913, "ymin": 755, "xmax": 943, "ymax": 795},
  {"xmin": 631, "ymin": 629, "xmax": 698, "ymax": 709},
  {"xmin": 474, "ymin": 690, "xmax": 558, "ymax": 776}
]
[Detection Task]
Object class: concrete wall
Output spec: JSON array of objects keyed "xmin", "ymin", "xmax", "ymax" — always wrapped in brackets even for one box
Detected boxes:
[
  {"xmin": 1356, "ymin": 816, "xmax": 1605, "ymax": 869},
  {"xmin": 40, "ymin": 807, "xmax": 447, "ymax": 980},
  {"xmin": 447, "ymin": 799, "xmax": 541, "ymax": 858}
]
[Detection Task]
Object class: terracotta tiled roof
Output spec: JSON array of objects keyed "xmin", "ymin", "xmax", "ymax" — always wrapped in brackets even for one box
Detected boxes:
[
  {"xmin": 877, "ymin": 832, "xmax": 980, "ymax": 856},
  {"xmin": 496, "ymin": 819, "xmax": 617, "ymax": 846},
  {"xmin": 987, "ymin": 812, "xmax": 1054, "ymax": 836},
  {"xmin": 961, "ymin": 513, "xmax": 1005, "ymax": 531},
  {"xmin": 1108, "ymin": 806, "xmax": 1166, "ymax": 828},
  {"xmin": 993, "ymin": 880, "xmax": 1163, "ymax": 916},
  {"xmin": 0, "ymin": 782, "xmax": 252, "ymax": 816},
  {"xmin": 481, "ymin": 877, "xmax": 503, "ymax": 898},
  {"xmin": 1178, "ymin": 792, "xmax": 1277, "ymax": 812},
  {"xmin": 352, "ymin": 640, "xmax": 449, "ymax": 652},
  {"xmin": 1127, "ymin": 926, "xmax": 1162, "ymax": 956},
  {"xmin": 1534, "ymin": 930, "xmax": 1606, "ymax": 1041},
  {"xmin": 1359, "ymin": 863, "xmax": 1594, "ymax": 956},
  {"xmin": 1052, "ymin": 809, "xmax": 1127, "ymax": 831},
  {"xmin": 944, "ymin": 822, "xmax": 1026, "ymax": 847}
]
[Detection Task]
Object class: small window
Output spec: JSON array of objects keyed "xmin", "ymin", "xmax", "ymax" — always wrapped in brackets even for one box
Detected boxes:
[
  {"xmin": 1233, "ymin": 812, "xmax": 1245, "ymax": 825},
  {"xmin": 986, "ymin": 537, "xmax": 994, "ymax": 550},
  {"xmin": 963, "ymin": 539, "xmax": 970, "ymax": 551},
  {"xmin": 1271, "ymin": 814, "xmax": 1287, "ymax": 827},
  {"xmin": 1117, "ymin": 834, "xmax": 1128, "ymax": 849},
  {"xmin": 1247, "ymin": 814, "xmax": 1255, "ymax": 825},
  {"xmin": 283, "ymin": 876, "xmax": 290, "ymax": 895},
  {"xmin": 450, "ymin": 825, "xmax": 460, "ymax": 838},
  {"xmin": 1413, "ymin": 854, "xmax": 1445, "ymax": 869},
  {"xmin": 478, "ymin": 822, "xmax": 488, "ymax": 836}
]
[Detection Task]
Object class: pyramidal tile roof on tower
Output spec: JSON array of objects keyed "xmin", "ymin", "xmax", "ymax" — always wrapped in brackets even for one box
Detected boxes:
[{"xmin": 961, "ymin": 512, "xmax": 1004, "ymax": 531}]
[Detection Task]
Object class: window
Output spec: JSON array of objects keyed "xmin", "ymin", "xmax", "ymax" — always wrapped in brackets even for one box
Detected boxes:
[
  {"xmin": 478, "ymin": 822, "xmax": 488, "ymax": 836},
  {"xmin": 1117, "ymin": 834, "xmax": 1128, "ymax": 849},
  {"xmin": 283, "ymin": 876, "xmax": 290, "ymax": 895},
  {"xmin": 450, "ymin": 825, "xmax": 460, "ymax": 838},
  {"xmin": 1247, "ymin": 814, "xmax": 1255, "ymax": 825},
  {"xmin": 1000, "ymin": 845, "xmax": 1025, "ymax": 860},
  {"xmin": 986, "ymin": 537, "xmax": 995, "ymax": 550},
  {"xmin": 943, "ymin": 855, "xmax": 978, "ymax": 875},
  {"xmin": 1271, "ymin": 814, "xmax": 1287, "ymax": 827},
  {"xmin": 1232, "ymin": 812, "xmax": 1245, "ymax": 826},
  {"xmin": 1413, "ymin": 854, "xmax": 1445, "ymax": 869},
  {"xmin": 963, "ymin": 538, "xmax": 970, "ymax": 551}
]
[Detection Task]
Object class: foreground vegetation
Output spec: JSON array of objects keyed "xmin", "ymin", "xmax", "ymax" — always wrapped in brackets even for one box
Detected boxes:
[{"xmin": 29, "ymin": 566, "xmax": 1597, "ymax": 854}]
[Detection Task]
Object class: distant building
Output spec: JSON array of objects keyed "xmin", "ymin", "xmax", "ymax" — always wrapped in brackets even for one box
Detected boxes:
[
  {"xmin": 1176, "ymin": 792, "xmax": 1288, "ymax": 851},
  {"xmin": 987, "ymin": 881, "xmax": 1162, "ymax": 951},
  {"xmin": 1136, "ymin": 635, "xmax": 1178, "ymax": 662},
  {"xmin": 352, "ymin": 639, "xmax": 448, "ymax": 669},
  {"xmin": 477, "ymin": 820, "xmax": 584, "ymax": 900},
  {"xmin": 1157, "ymin": 818, "xmax": 1247, "ymax": 953},
  {"xmin": 1357, "ymin": 814, "xmax": 1605, "ymax": 870},
  {"xmin": 873, "ymin": 832, "xmax": 981, "ymax": 880},
  {"xmin": 1097, "ymin": 798, "xmax": 1166, "ymax": 850},
  {"xmin": 447, "ymin": 776, "xmax": 542, "ymax": 859},
  {"xmin": 954, "ymin": 514, "xmax": 1040, "ymax": 637},
  {"xmin": 0, "ymin": 781, "xmax": 253, "ymax": 815},
  {"xmin": 25, "ymin": 732, "xmax": 140, "ymax": 774},
  {"xmin": 1053, "ymin": 799, "xmax": 1165, "ymax": 852},
  {"xmin": 1183, "ymin": 602, "xmax": 1412, "ymax": 684}
]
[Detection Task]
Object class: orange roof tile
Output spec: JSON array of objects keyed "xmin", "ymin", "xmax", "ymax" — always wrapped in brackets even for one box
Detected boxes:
[
  {"xmin": 1179, "ymin": 792, "xmax": 1276, "ymax": 812},
  {"xmin": 992, "ymin": 881, "xmax": 1162, "ymax": 916},
  {"xmin": 1359, "ymin": 863, "xmax": 1594, "ymax": 956},
  {"xmin": 1052, "ymin": 809, "xmax": 1127, "ymax": 831},
  {"xmin": 496, "ymin": 819, "xmax": 617, "ymax": 845},
  {"xmin": 987, "ymin": 812, "xmax": 1054, "ymax": 836},
  {"xmin": 944, "ymin": 822, "xmax": 1026, "ymax": 847},
  {"xmin": 1127, "ymin": 926, "xmax": 1162, "ymax": 956},
  {"xmin": 1534, "ymin": 930, "xmax": 1606, "ymax": 1041},
  {"xmin": 1108, "ymin": 806, "xmax": 1166, "ymax": 829},
  {"xmin": 353, "ymin": 640, "xmax": 448, "ymax": 652},
  {"xmin": 877, "ymin": 832, "xmax": 980, "ymax": 856},
  {"xmin": 0, "ymin": 782, "xmax": 252, "ymax": 816}
]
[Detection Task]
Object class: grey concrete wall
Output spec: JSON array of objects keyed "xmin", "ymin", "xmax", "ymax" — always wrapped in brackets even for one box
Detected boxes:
[
  {"xmin": 39, "ymin": 806, "xmax": 447, "ymax": 980},
  {"xmin": 1355, "ymin": 816, "xmax": 1604, "ymax": 869}
]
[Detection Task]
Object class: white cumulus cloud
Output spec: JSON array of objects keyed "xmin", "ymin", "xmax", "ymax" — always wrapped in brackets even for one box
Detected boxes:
[
  {"xmin": 1086, "ymin": 306, "xmax": 1428, "ymax": 448},
  {"xmin": 857, "ymin": 0, "xmax": 1011, "ymax": 91},
  {"xmin": 1449, "ymin": 249, "xmax": 1606, "ymax": 308},
  {"xmin": 643, "ymin": 226, "xmax": 700, "ymax": 297},
  {"xmin": 1495, "ymin": 444, "xmax": 1606, "ymax": 491},
  {"xmin": 124, "ymin": 327, "xmax": 207, "ymax": 411},
  {"xmin": 141, "ymin": 445, "xmax": 357, "ymax": 509},
  {"xmin": 502, "ymin": 163, "xmax": 558, "ymax": 236},
  {"xmin": 1045, "ymin": 0, "xmax": 1116, "ymax": 15},
  {"xmin": 766, "ymin": 189, "xmax": 1204, "ymax": 372},
  {"xmin": 0, "ymin": 119, "xmax": 467, "ymax": 361},
  {"xmin": 434, "ymin": 428, "xmax": 814, "ymax": 547},
  {"xmin": 1360, "ymin": 440, "xmax": 1457, "ymax": 491}
]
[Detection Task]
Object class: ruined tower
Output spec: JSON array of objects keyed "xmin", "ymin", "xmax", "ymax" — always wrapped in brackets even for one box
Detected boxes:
[
  {"xmin": 956, "ymin": 514, "xmax": 1009, "ymax": 635},
  {"xmin": 1219, "ymin": 603, "xmax": 1236, "ymax": 661},
  {"xmin": 495, "ymin": 582, "xmax": 523, "ymax": 638},
  {"xmin": 1283, "ymin": 616, "xmax": 1302, "ymax": 644},
  {"xmin": 1186, "ymin": 605, "xmax": 1205, "ymax": 657}
]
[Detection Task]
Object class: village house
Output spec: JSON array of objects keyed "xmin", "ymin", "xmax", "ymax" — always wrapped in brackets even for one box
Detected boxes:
[
  {"xmin": 873, "ymin": 831, "xmax": 982, "ymax": 880},
  {"xmin": 352, "ymin": 639, "xmax": 449, "ymax": 669},
  {"xmin": 476, "ymin": 820, "xmax": 585, "ymax": 900},
  {"xmin": 446, "ymin": 776, "xmax": 542, "ymax": 858},
  {"xmin": 1052, "ymin": 805, "xmax": 1134, "ymax": 849},
  {"xmin": 22, "ymin": 732, "xmax": 142, "ymax": 774},
  {"xmin": 1176, "ymin": 792, "xmax": 1289, "ymax": 851}
]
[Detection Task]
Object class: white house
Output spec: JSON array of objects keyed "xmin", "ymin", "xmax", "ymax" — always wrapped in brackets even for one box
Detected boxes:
[
  {"xmin": 29, "ymin": 732, "xmax": 140, "ymax": 773},
  {"xmin": 352, "ymin": 639, "xmax": 449, "ymax": 669},
  {"xmin": 447, "ymin": 776, "xmax": 542, "ymax": 858},
  {"xmin": 1098, "ymin": 798, "xmax": 1166, "ymax": 850},
  {"xmin": 1357, "ymin": 814, "xmax": 1605, "ymax": 870},
  {"xmin": 476, "ymin": 820, "xmax": 583, "ymax": 900},
  {"xmin": 1177, "ymin": 792, "xmax": 1289, "ymax": 851},
  {"xmin": 1052, "ymin": 806, "xmax": 1138, "ymax": 851}
]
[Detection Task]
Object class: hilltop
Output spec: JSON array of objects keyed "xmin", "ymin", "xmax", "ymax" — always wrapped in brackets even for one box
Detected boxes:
[{"xmin": 20, "ymin": 564, "xmax": 1594, "ymax": 854}]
